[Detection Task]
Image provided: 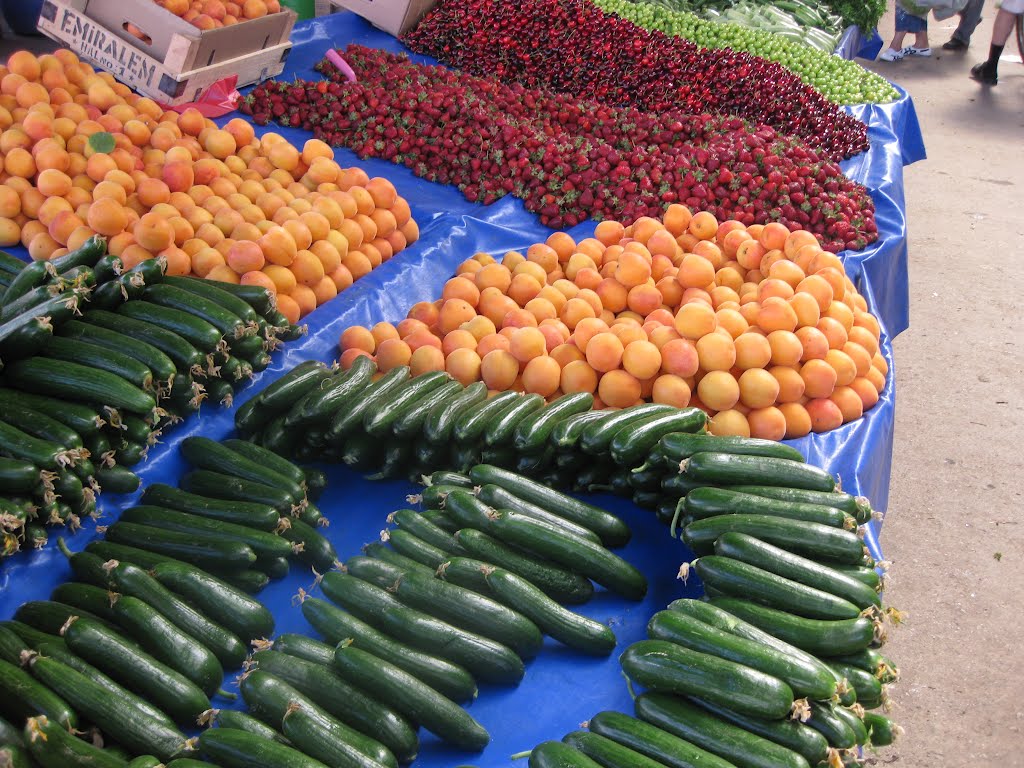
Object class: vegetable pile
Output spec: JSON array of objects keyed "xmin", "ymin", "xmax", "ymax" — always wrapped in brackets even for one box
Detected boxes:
[
  {"xmin": 245, "ymin": 46, "xmax": 877, "ymax": 247},
  {"xmin": 402, "ymin": 0, "xmax": 870, "ymax": 161},
  {"xmin": 0, "ymin": 49, "xmax": 417, "ymax": 322},
  {"xmin": 593, "ymin": 0, "xmax": 899, "ymax": 105},
  {"xmin": 321, "ymin": 207, "xmax": 885, "ymax": 444}
]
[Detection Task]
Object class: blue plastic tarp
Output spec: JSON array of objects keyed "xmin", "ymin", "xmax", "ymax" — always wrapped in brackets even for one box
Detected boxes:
[{"xmin": 0, "ymin": 14, "xmax": 924, "ymax": 765}]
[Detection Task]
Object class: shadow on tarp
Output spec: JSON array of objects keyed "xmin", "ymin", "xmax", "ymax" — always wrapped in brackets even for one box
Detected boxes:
[{"xmin": 0, "ymin": 14, "xmax": 921, "ymax": 766}]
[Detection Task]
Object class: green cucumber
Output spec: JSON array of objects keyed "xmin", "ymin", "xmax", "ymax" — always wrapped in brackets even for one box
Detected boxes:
[
  {"xmin": 239, "ymin": 670, "xmax": 395, "ymax": 767},
  {"xmin": 212, "ymin": 708, "xmax": 288, "ymax": 743},
  {"xmin": 484, "ymin": 566, "xmax": 615, "ymax": 655},
  {"xmin": 4, "ymin": 357, "xmax": 156, "ymax": 414},
  {"xmin": 647, "ymin": 609, "xmax": 835, "ymax": 700},
  {"xmin": 180, "ymin": 437, "xmax": 304, "ymax": 502},
  {"xmin": 201, "ymin": 280, "xmax": 275, "ymax": 316},
  {"xmin": 0, "ymin": 458, "xmax": 41, "ymax": 494},
  {"xmin": 513, "ymin": 392, "xmax": 594, "ymax": 454},
  {"xmin": 105, "ymin": 521, "xmax": 258, "ymax": 569},
  {"xmin": 657, "ymin": 433, "xmax": 804, "ymax": 464},
  {"xmin": 42, "ymin": 336, "xmax": 154, "ymax": 393},
  {"xmin": 435, "ymin": 556, "xmax": 493, "ymax": 595},
  {"xmin": 0, "ymin": 420, "xmax": 82, "ymax": 471},
  {"xmin": 220, "ymin": 440, "xmax": 306, "ymax": 490},
  {"xmin": 14, "ymin": 601, "xmax": 123, "ymax": 639},
  {"xmin": 363, "ymin": 541, "xmax": 436, "ymax": 575},
  {"xmin": 126, "ymin": 756, "xmax": 166, "ymax": 768},
  {"xmin": 529, "ymin": 741, "xmax": 602, "ymax": 768},
  {"xmin": 24, "ymin": 714, "xmax": 127, "ymax": 768},
  {"xmin": 285, "ymin": 356, "xmax": 376, "ymax": 428},
  {"xmin": 550, "ymin": 410, "xmax": 608, "ymax": 451},
  {"xmin": 694, "ymin": 556, "xmax": 863, "ymax": 620},
  {"xmin": 455, "ymin": 528, "xmax": 594, "ymax": 604},
  {"xmin": 426, "ymin": 471, "xmax": 474, "ymax": 488},
  {"xmin": 587, "ymin": 710, "xmax": 736, "ymax": 768},
  {"xmin": 831, "ymin": 704, "xmax": 869, "ymax": 745},
  {"xmin": 266, "ymin": 632, "xmax": 335, "ymax": 666},
  {"xmin": 299, "ymin": 597, "xmax": 477, "ymax": 702},
  {"xmin": 579, "ymin": 404, "xmax": 674, "ymax": 455},
  {"xmin": 487, "ymin": 509, "xmax": 646, "ymax": 600},
  {"xmin": 385, "ymin": 528, "xmax": 451, "ymax": 570},
  {"xmin": 338, "ymin": 431, "xmax": 383, "ymax": 469},
  {"xmin": 824, "ymin": 648, "xmax": 898, "ymax": 684},
  {"xmin": 683, "ymin": 514, "xmax": 866, "ymax": 565},
  {"xmin": 707, "ymin": 598, "xmax": 875, "ymax": 655},
  {"xmin": 93, "ymin": 466, "xmax": 141, "ymax": 494},
  {"xmin": 622, "ymin": 640, "xmax": 794, "ymax": 720},
  {"xmin": 249, "ymin": 650, "xmax": 417, "ymax": 763},
  {"xmin": 681, "ymin": 453, "xmax": 835, "ymax": 493},
  {"xmin": 321, "ymin": 571, "xmax": 525, "ymax": 684},
  {"xmin": 117, "ymin": 300, "xmax": 221, "ymax": 352},
  {"xmin": 255, "ymin": 556, "xmax": 289, "ymax": 580},
  {"xmin": 143, "ymin": 283, "xmax": 248, "ymax": 340},
  {"xmin": 420, "ymin": 508, "xmax": 459, "ymax": 533},
  {"xmin": 61, "ymin": 615, "xmax": 210, "ymax": 724},
  {"xmin": 421, "ymin": 380, "xmax": 486, "ymax": 443},
  {"xmin": 50, "ymin": 236, "xmax": 106, "ymax": 274},
  {"xmin": 326, "ymin": 365, "xmax": 410, "ymax": 441},
  {"xmin": 345, "ymin": 556, "xmax": 543, "ymax": 659},
  {"xmin": 862, "ymin": 712, "xmax": 898, "ymax": 746},
  {"xmin": 2, "ymin": 260, "xmax": 55, "ymax": 304},
  {"xmin": 475, "ymin": 484, "xmax": 601, "ymax": 544},
  {"xmin": 366, "ymin": 442, "xmax": 411, "ymax": 480},
  {"xmin": 333, "ymin": 642, "xmax": 489, "ymax": 751},
  {"xmin": 162, "ymin": 276, "xmax": 260, "ymax": 324},
  {"xmin": 0, "ymin": 659, "xmax": 76, "ymax": 730},
  {"xmin": 393, "ymin": 380, "xmax": 465, "ymax": 439},
  {"xmin": 180, "ymin": 470, "xmax": 296, "ymax": 515},
  {"xmin": 563, "ymin": 729, "xmax": 671, "ymax": 768},
  {"xmin": 418, "ymin": 483, "xmax": 464, "ymax": 510},
  {"xmin": 609, "ymin": 408, "xmax": 707, "ymax": 467},
  {"xmin": 27, "ymin": 655, "xmax": 189, "ymax": 761},
  {"xmin": 824, "ymin": 662, "xmax": 884, "ymax": 708},
  {"xmin": 279, "ymin": 517, "xmax": 337, "ymax": 571},
  {"xmin": 255, "ymin": 360, "xmax": 333, "ymax": 413},
  {"xmin": 714, "ymin": 533, "xmax": 880, "ymax": 610},
  {"xmin": 804, "ymin": 702, "xmax": 856, "ymax": 749},
  {"xmin": 198, "ymin": 728, "xmax": 328, "ymax": 768},
  {"xmin": 635, "ymin": 693, "xmax": 810, "ymax": 768},
  {"xmin": 683, "ymin": 488, "xmax": 854, "ymax": 529},
  {"xmin": 363, "ymin": 370, "xmax": 452, "ymax": 437},
  {"xmin": 140, "ymin": 484, "xmax": 279, "ymax": 530},
  {"xmin": 84, "ymin": 310, "xmax": 204, "ymax": 372},
  {"xmin": 482, "ymin": 393, "xmax": 544, "ymax": 446},
  {"xmin": 387, "ymin": 508, "xmax": 466, "ymax": 555},
  {"xmin": 451, "ymin": 390, "xmax": 522, "ymax": 443},
  {"xmin": 49, "ymin": 582, "xmax": 118, "ymax": 623},
  {"xmin": 725, "ymin": 486, "xmax": 871, "ymax": 525},
  {"xmin": 826, "ymin": 563, "xmax": 883, "ymax": 592},
  {"xmin": 59, "ymin": 320, "xmax": 177, "ymax": 385},
  {"xmin": 119, "ymin": 506, "xmax": 292, "ymax": 560},
  {"xmin": 0, "ymin": 390, "xmax": 105, "ymax": 437}
]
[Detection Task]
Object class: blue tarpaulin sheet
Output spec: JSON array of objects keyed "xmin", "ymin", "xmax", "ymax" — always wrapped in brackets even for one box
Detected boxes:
[{"xmin": 0, "ymin": 14, "xmax": 924, "ymax": 766}]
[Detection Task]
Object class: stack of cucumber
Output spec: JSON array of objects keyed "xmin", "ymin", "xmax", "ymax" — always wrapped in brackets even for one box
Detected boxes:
[{"xmin": 0, "ymin": 240, "xmax": 305, "ymax": 560}]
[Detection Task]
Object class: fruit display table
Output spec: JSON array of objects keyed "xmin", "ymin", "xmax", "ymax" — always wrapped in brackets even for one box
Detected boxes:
[{"xmin": 0, "ymin": 12, "xmax": 924, "ymax": 766}]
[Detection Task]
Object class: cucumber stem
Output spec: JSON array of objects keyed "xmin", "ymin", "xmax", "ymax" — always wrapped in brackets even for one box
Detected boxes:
[{"xmin": 509, "ymin": 750, "xmax": 532, "ymax": 760}]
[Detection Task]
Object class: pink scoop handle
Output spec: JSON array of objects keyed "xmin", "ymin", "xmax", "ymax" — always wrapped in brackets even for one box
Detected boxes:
[{"xmin": 326, "ymin": 49, "xmax": 357, "ymax": 83}]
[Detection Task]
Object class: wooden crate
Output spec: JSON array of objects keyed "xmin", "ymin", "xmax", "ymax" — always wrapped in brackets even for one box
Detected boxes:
[
  {"xmin": 314, "ymin": 0, "xmax": 436, "ymax": 37},
  {"xmin": 37, "ymin": 0, "xmax": 295, "ymax": 105}
]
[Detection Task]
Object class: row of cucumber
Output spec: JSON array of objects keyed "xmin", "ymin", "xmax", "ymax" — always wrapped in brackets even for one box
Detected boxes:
[{"xmin": 0, "ymin": 242, "xmax": 305, "ymax": 560}]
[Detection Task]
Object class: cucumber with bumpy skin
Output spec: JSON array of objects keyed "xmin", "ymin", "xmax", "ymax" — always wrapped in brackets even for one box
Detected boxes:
[
  {"xmin": 609, "ymin": 407, "xmax": 707, "ymax": 467},
  {"xmin": 587, "ymin": 710, "xmax": 736, "ymax": 768},
  {"xmin": 529, "ymin": 741, "xmax": 602, "ymax": 768},
  {"xmin": 683, "ymin": 487, "xmax": 854, "ymax": 529},
  {"xmin": 578, "ymin": 404, "xmax": 673, "ymax": 455},
  {"xmin": 4, "ymin": 357, "xmax": 156, "ymax": 414},
  {"xmin": 656, "ymin": 433, "xmax": 804, "ymax": 464},
  {"xmin": 24, "ymin": 714, "xmax": 127, "ymax": 768},
  {"xmin": 727, "ymin": 485, "xmax": 872, "ymax": 525},
  {"xmin": 198, "ymin": 728, "xmax": 328, "ymax": 768},
  {"xmin": 421, "ymin": 381, "xmax": 487, "ymax": 443},
  {"xmin": 683, "ymin": 514, "xmax": 866, "ymax": 565},
  {"xmin": 513, "ymin": 392, "xmax": 594, "ymax": 454},
  {"xmin": 563, "ymin": 729, "xmax": 672, "ymax": 768},
  {"xmin": 451, "ymin": 390, "xmax": 522, "ymax": 443},
  {"xmin": 682, "ymin": 452, "xmax": 835, "ymax": 492},
  {"xmin": 141, "ymin": 484, "xmax": 280, "ymax": 531},
  {"xmin": 180, "ymin": 436, "xmax": 304, "ymax": 502},
  {"xmin": 0, "ymin": 659, "xmax": 77, "ymax": 730}
]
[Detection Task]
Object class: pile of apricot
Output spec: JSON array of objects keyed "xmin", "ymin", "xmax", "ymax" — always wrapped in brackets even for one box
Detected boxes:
[{"xmin": 157, "ymin": 0, "xmax": 284, "ymax": 30}]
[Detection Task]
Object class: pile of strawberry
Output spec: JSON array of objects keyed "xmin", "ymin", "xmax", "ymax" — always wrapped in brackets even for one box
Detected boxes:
[
  {"xmin": 402, "ymin": 0, "xmax": 869, "ymax": 162},
  {"xmin": 242, "ymin": 45, "xmax": 877, "ymax": 251}
]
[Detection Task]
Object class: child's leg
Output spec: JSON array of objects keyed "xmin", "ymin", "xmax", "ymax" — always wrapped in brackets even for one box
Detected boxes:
[
  {"xmin": 889, "ymin": 31, "xmax": 908, "ymax": 49},
  {"xmin": 915, "ymin": 30, "xmax": 929, "ymax": 49}
]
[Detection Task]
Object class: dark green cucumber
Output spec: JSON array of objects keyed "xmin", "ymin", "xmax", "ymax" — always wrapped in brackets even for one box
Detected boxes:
[
  {"xmin": 162, "ymin": 276, "xmax": 260, "ymax": 324},
  {"xmin": 487, "ymin": 509, "xmax": 646, "ymax": 600},
  {"xmin": 140, "ymin": 484, "xmax": 279, "ymax": 531},
  {"xmin": 49, "ymin": 582, "xmax": 118, "ymax": 623},
  {"xmin": 279, "ymin": 517, "xmax": 337, "ymax": 571},
  {"xmin": 222, "ymin": 439, "xmax": 307, "ymax": 491},
  {"xmin": 824, "ymin": 648, "xmax": 898, "ymax": 684},
  {"xmin": 333, "ymin": 642, "xmax": 489, "ymax": 751},
  {"xmin": 363, "ymin": 541, "xmax": 436, "ymax": 575},
  {"xmin": 255, "ymin": 555, "xmax": 290, "ymax": 580},
  {"xmin": 302, "ymin": 467, "xmax": 328, "ymax": 500},
  {"xmin": 513, "ymin": 392, "xmax": 594, "ymax": 454},
  {"xmin": 250, "ymin": 650, "xmax": 418, "ymax": 763},
  {"xmin": 50, "ymin": 236, "xmax": 106, "ymax": 273},
  {"xmin": 529, "ymin": 741, "xmax": 603, "ymax": 768},
  {"xmin": 346, "ymin": 556, "xmax": 543, "ymax": 659},
  {"xmin": 255, "ymin": 360, "xmax": 333, "ymax": 413},
  {"xmin": 622, "ymin": 640, "xmax": 794, "ymax": 720},
  {"xmin": 707, "ymin": 598, "xmax": 875, "ymax": 656},
  {"xmin": 266, "ymin": 632, "xmax": 335, "ymax": 666},
  {"xmin": 321, "ymin": 571, "xmax": 524, "ymax": 684},
  {"xmin": 682, "ymin": 453, "xmax": 835, "ymax": 493},
  {"xmin": 455, "ymin": 528, "xmax": 594, "ymax": 605},
  {"xmin": 238, "ymin": 670, "xmax": 395, "ymax": 768},
  {"xmin": 420, "ymin": 380, "xmax": 486, "ymax": 443},
  {"xmin": 204, "ymin": 376, "xmax": 234, "ymax": 407},
  {"xmin": 93, "ymin": 466, "xmax": 141, "ymax": 494},
  {"xmin": 2, "ymin": 260, "xmax": 55, "ymax": 304},
  {"xmin": 299, "ymin": 597, "xmax": 477, "ymax": 703},
  {"xmin": 587, "ymin": 710, "xmax": 736, "ymax": 768},
  {"xmin": 824, "ymin": 662, "xmax": 884, "ymax": 708},
  {"xmin": 105, "ymin": 521, "xmax": 258, "ymax": 569},
  {"xmin": 683, "ymin": 514, "xmax": 866, "ymax": 565},
  {"xmin": 119, "ymin": 506, "xmax": 292, "ymax": 561},
  {"xmin": 689, "ymin": 698, "xmax": 829, "ymax": 766},
  {"xmin": 862, "ymin": 712, "xmax": 898, "ymax": 746},
  {"xmin": 338, "ymin": 431, "xmax": 382, "ymax": 469},
  {"xmin": 725, "ymin": 486, "xmax": 871, "ymax": 525},
  {"xmin": 647, "ymin": 609, "xmax": 835, "ymax": 700},
  {"xmin": 180, "ymin": 470, "xmax": 296, "ymax": 515},
  {"xmin": 391, "ymin": 379, "xmax": 463, "ymax": 439},
  {"xmin": 212, "ymin": 708, "xmax": 288, "ymax": 743},
  {"xmin": 43, "ymin": 336, "xmax": 154, "ymax": 392},
  {"xmin": 468, "ymin": 464, "xmax": 631, "ymax": 547},
  {"xmin": 285, "ymin": 355, "xmax": 376, "ymax": 428},
  {"xmin": 4, "ymin": 357, "xmax": 156, "ymax": 414},
  {"xmin": 143, "ymin": 283, "xmax": 248, "ymax": 340},
  {"xmin": 0, "ymin": 659, "xmax": 77, "ymax": 730},
  {"xmin": 484, "ymin": 566, "xmax": 615, "ymax": 655},
  {"xmin": 435, "ymin": 556, "xmax": 493, "ymax": 595},
  {"xmin": 482, "ymin": 393, "xmax": 544, "ymax": 446},
  {"xmin": 0, "ymin": 457, "xmax": 41, "ymax": 494},
  {"xmin": 387, "ymin": 508, "xmax": 465, "ymax": 556},
  {"xmin": 474, "ymin": 484, "xmax": 601, "ymax": 544},
  {"xmin": 180, "ymin": 437, "xmax": 304, "ymax": 502},
  {"xmin": 826, "ymin": 563, "xmax": 883, "ymax": 592},
  {"xmin": 326, "ymin": 365, "xmax": 410, "ymax": 441},
  {"xmin": 198, "ymin": 728, "xmax": 328, "ymax": 768},
  {"xmin": 550, "ymin": 410, "xmax": 609, "ymax": 451},
  {"xmin": 202, "ymin": 280, "xmax": 275, "ymax": 316},
  {"xmin": 117, "ymin": 300, "xmax": 221, "ymax": 352},
  {"xmin": 451, "ymin": 390, "xmax": 522, "ymax": 443},
  {"xmin": 27, "ymin": 655, "xmax": 188, "ymax": 761},
  {"xmin": 683, "ymin": 487, "xmax": 854, "ymax": 529},
  {"xmin": 804, "ymin": 702, "xmax": 856, "ymax": 749},
  {"xmin": 714, "ymin": 533, "xmax": 880, "ymax": 610},
  {"xmin": 694, "ymin": 556, "xmax": 863, "ymax": 621},
  {"xmin": 563, "ymin": 729, "xmax": 673, "ymax": 768},
  {"xmin": 635, "ymin": 693, "xmax": 810, "ymax": 768},
  {"xmin": 386, "ymin": 528, "xmax": 451, "ymax": 570},
  {"xmin": 24, "ymin": 714, "xmax": 126, "ymax": 768},
  {"xmin": 84, "ymin": 310, "xmax": 204, "ymax": 372},
  {"xmin": 58, "ymin": 320, "xmax": 177, "ymax": 385},
  {"xmin": 0, "ymin": 420, "xmax": 81, "ymax": 471},
  {"xmin": 150, "ymin": 561, "xmax": 274, "ymax": 640},
  {"xmin": 579, "ymin": 404, "xmax": 674, "ymax": 455},
  {"xmin": 14, "ymin": 600, "xmax": 123, "ymax": 639},
  {"xmin": 366, "ymin": 442, "xmax": 411, "ymax": 480},
  {"xmin": 0, "ymin": 390, "xmax": 106, "ymax": 437},
  {"xmin": 609, "ymin": 408, "xmax": 707, "ymax": 467},
  {"xmin": 657, "ymin": 433, "xmax": 804, "ymax": 464},
  {"xmin": 363, "ymin": 370, "xmax": 452, "ymax": 437}
]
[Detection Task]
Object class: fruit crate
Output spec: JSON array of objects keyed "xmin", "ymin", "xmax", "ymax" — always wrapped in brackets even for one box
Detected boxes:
[
  {"xmin": 37, "ymin": 0, "xmax": 295, "ymax": 106},
  {"xmin": 314, "ymin": 0, "xmax": 436, "ymax": 36}
]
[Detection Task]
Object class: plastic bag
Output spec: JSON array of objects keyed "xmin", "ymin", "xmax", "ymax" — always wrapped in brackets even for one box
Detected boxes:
[{"xmin": 156, "ymin": 75, "xmax": 241, "ymax": 118}]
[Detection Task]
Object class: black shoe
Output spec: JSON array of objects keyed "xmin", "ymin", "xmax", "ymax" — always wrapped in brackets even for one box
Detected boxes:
[
  {"xmin": 942, "ymin": 37, "xmax": 968, "ymax": 51},
  {"xmin": 970, "ymin": 62, "xmax": 997, "ymax": 85}
]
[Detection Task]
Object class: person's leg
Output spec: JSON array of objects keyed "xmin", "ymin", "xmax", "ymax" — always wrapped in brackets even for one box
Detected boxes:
[
  {"xmin": 953, "ymin": 0, "xmax": 986, "ymax": 44},
  {"xmin": 881, "ymin": 29, "xmax": 909, "ymax": 60},
  {"xmin": 970, "ymin": 8, "xmax": 1018, "ymax": 83}
]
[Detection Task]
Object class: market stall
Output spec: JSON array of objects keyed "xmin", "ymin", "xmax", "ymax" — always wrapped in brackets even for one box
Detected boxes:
[{"xmin": 0, "ymin": 5, "xmax": 921, "ymax": 767}]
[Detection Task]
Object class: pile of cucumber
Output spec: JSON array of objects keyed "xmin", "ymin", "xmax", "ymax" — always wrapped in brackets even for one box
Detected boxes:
[{"xmin": 0, "ymin": 241, "xmax": 305, "ymax": 560}]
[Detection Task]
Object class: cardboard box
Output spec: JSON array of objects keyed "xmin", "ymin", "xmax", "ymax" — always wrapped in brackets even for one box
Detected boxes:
[
  {"xmin": 314, "ymin": 0, "xmax": 437, "ymax": 37},
  {"xmin": 37, "ymin": 0, "xmax": 295, "ymax": 105}
]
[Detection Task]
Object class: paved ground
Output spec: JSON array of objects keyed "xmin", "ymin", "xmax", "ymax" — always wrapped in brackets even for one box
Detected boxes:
[{"xmin": 863, "ymin": 7, "xmax": 1024, "ymax": 767}]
